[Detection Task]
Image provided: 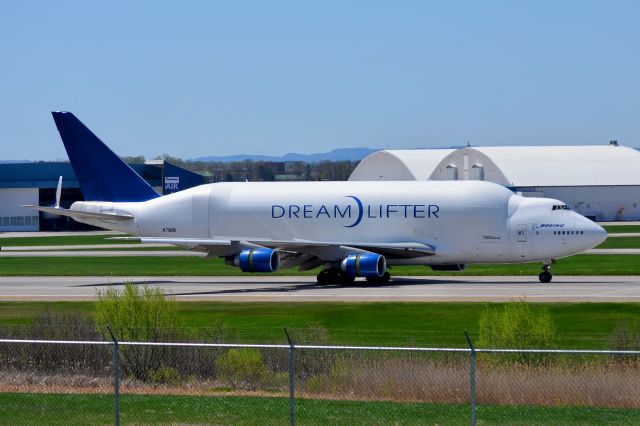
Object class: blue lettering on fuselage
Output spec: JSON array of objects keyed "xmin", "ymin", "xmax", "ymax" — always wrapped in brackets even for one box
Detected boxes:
[{"xmin": 271, "ymin": 195, "xmax": 440, "ymax": 228}]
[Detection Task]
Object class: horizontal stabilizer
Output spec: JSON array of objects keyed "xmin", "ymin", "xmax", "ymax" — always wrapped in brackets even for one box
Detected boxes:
[{"xmin": 23, "ymin": 205, "xmax": 134, "ymax": 222}]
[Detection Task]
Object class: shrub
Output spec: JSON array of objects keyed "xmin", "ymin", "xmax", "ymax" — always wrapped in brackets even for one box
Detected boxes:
[
  {"xmin": 95, "ymin": 283, "xmax": 179, "ymax": 342},
  {"xmin": 95, "ymin": 283, "xmax": 181, "ymax": 380},
  {"xmin": 148, "ymin": 366, "xmax": 183, "ymax": 385},
  {"xmin": 478, "ymin": 301, "xmax": 556, "ymax": 366},
  {"xmin": 0, "ymin": 311, "xmax": 109, "ymax": 374},
  {"xmin": 289, "ymin": 323, "xmax": 336, "ymax": 378},
  {"xmin": 217, "ymin": 348, "xmax": 269, "ymax": 390},
  {"xmin": 608, "ymin": 321, "xmax": 640, "ymax": 365}
]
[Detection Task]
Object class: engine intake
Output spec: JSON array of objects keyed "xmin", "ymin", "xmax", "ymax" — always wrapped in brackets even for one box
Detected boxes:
[
  {"xmin": 233, "ymin": 248, "xmax": 280, "ymax": 273},
  {"xmin": 341, "ymin": 253, "xmax": 386, "ymax": 278},
  {"xmin": 430, "ymin": 264, "xmax": 466, "ymax": 272}
]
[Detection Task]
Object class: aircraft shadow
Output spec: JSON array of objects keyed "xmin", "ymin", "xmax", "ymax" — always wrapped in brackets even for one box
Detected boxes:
[
  {"xmin": 73, "ymin": 277, "xmax": 480, "ymax": 297},
  {"xmin": 71, "ymin": 277, "xmax": 627, "ymax": 297}
]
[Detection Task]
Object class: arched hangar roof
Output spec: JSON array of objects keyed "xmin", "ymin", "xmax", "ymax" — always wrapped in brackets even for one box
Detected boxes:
[
  {"xmin": 351, "ymin": 145, "xmax": 640, "ymax": 187},
  {"xmin": 455, "ymin": 145, "xmax": 640, "ymax": 187},
  {"xmin": 349, "ymin": 149, "xmax": 455, "ymax": 181}
]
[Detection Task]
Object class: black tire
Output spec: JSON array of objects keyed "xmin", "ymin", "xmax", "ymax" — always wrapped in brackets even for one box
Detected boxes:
[
  {"xmin": 366, "ymin": 272, "xmax": 391, "ymax": 285},
  {"xmin": 538, "ymin": 271, "xmax": 552, "ymax": 283},
  {"xmin": 339, "ymin": 273, "xmax": 356, "ymax": 285},
  {"xmin": 316, "ymin": 270, "xmax": 335, "ymax": 285},
  {"xmin": 316, "ymin": 271, "xmax": 329, "ymax": 285}
]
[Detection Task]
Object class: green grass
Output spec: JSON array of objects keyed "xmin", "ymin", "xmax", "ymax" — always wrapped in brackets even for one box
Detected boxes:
[
  {"xmin": 0, "ymin": 253, "xmax": 638, "ymax": 276},
  {"xmin": 0, "ymin": 235, "xmax": 132, "ymax": 247},
  {"xmin": 28, "ymin": 246, "xmax": 183, "ymax": 252},
  {"xmin": 0, "ymin": 393, "xmax": 637, "ymax": 425},
  {"xmin": 603, "ymin": 225, "xmax": 640, "ymax": 234},
  {"xmin": 596, "ymin": 237, "xmax": 640, "ymax": 249},
  {"xmin": 2, "ymin": 301, "xmax": 640, "ymax": 348}
]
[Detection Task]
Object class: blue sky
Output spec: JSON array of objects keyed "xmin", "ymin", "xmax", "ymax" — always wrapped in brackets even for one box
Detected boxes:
[{"xmin": 1, "ymin": 1, "xmax": 638, "ymax": 160}]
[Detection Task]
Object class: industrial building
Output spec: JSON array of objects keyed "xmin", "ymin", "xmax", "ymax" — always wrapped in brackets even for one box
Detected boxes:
[
  {"xmin": 350, "ymin": 143, "xmax": 640, "ymax": 221},
  {"xmin": 0, "ymin": 161, "xmax": 206, "ymax": 231}
]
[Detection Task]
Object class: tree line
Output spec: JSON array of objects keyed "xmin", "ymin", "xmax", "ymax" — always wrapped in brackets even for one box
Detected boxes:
[{"xmin": 122, "ymin": 154, "xmax": 359, "ymax": 182}]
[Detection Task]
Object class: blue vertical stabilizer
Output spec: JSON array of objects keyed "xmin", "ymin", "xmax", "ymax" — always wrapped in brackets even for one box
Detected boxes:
[{"xmin": 51, "ymin": 112, "xmax": 159, "ymax": 202}]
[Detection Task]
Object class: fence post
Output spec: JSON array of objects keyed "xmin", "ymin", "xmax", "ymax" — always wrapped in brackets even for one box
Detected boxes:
[
  {"xmin": 107, "ymin": 325, "xmax": 120, "ymax": 426},
  {"xmin": 464, "ymin": 331, "xmax": 476, "ymax": 426},
  {"xmin": 284, "ymin": 327, "xmax": 295, "ymax": 426}
]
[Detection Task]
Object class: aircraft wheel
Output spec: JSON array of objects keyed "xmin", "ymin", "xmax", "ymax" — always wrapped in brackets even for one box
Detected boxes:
[
  {"xmin": 366, "ymin": 272, "xmax": 391, "ymax": 285},
  {"xmin": 317, "ymin": 269, "xmax": 346, "ymax": 285},
  {"xmin": 316, "ymin": 270, "xmax": 333, "ymax": 285},
  {"xmin": 339, "ymin": 273, "xmax": 356, "ymax": 285},
  {"xmin": 538, "ymin": 271, "xmax": 552, "ymax": 283}
]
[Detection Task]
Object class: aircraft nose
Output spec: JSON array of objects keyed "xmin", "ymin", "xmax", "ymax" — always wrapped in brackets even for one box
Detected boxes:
[
  {"xmin": 580, "ymin": 218, "xmax": 607, "ymax": 248},
  {"xmin": 591, "ymin": 222, "xmax": 608, "ymax": 247}
]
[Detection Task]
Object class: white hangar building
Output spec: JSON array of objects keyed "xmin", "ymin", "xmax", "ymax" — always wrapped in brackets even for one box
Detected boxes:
[{"xmin": 349, "ymin": 144, "xmax": 640, "ymax": 221}]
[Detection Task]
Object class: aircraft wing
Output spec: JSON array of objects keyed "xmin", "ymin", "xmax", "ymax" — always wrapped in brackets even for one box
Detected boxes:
[
  {"xmin": 112, "ymin": 236, "xmax": 436, "ymax": 269},
  {"xmin": 23, "ymin": 205, "xmax": 134, "ymax": 222}
]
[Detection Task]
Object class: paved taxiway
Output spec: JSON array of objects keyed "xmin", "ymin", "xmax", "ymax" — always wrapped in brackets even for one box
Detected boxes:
[{"xmin": 0, "ymin": 275, "xmax": 639, "ymax": 302}]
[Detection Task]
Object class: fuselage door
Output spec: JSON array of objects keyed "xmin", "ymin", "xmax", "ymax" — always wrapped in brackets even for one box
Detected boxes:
[
  {"xmin": 191, "ymin": 187, "xmax": 210, "ymax": 238},
  {"xmin": 516, "ymin": 224, "xmax": 527, "ymax": 242}
]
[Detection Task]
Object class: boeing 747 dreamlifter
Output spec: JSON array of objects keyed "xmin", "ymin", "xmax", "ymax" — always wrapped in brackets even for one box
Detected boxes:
[{"xmin": 27, "ymin": 112, "xmax": 607, "ymax": 284}]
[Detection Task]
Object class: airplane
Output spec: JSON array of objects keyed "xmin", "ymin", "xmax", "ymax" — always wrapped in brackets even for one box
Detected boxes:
[{"xmin": 26, "ymin": 112, "xmax": 607, "ymax": 284}]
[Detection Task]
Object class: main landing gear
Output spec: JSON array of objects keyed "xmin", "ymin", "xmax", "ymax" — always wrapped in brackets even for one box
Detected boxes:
[
  {"xmin": 538, "ymin": 260, "xmax": 554, "ymax": 283},
  {"xmin": 366, "ymin": 272, "xmax": 391, "ymax": 285},
  {"xmin": 316, "ymin": 269, "xmax": 391, "ymax": 285},
  {"xmin": 316, "ymin": 269, "xmax": 353, "ymax": 285}
]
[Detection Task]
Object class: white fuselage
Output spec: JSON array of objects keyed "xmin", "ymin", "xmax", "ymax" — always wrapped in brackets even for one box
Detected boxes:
[{"xmin": 70, "ymin": 180, "xmax": 606, "ymax": 265}]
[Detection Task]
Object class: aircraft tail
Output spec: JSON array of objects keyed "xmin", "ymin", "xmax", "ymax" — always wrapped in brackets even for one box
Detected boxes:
[{"xmin": 51, "ymin": 111, "xmax": 159, "ymax": 202}]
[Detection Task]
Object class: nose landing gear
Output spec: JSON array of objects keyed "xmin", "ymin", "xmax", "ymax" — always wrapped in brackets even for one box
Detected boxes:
[{"xmin": 539, "ymin": 260, "xmax": 554, "ymax": 283}]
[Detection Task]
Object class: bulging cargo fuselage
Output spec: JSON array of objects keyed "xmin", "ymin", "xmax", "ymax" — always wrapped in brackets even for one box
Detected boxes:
[{"xmin": 69, "ymin": 180, "xmax": 606, "ymax": 266}]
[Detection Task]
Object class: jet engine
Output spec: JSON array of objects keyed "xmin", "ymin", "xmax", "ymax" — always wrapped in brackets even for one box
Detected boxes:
[
  {"xmin": 430, "ymin": 264, "xmax": 466, "ymax": 271},
  {"xmin": 341, "ymin": 253, "xmax": 386, "ymax": 278},
  {"xmin": 228, "ymin": 248, "xmax": 280, "ymax": 273}
]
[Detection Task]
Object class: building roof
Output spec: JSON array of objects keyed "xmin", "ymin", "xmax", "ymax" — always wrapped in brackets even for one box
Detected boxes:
[
  {"xmin": 349, "ymin": 149, "xmax": 455, "ymax": 181},
  {"xmin": 350, "ymin": 145, "xmax": 640, "ymax": 187},
  {"xmin": 469, "ymin": 145, "xmax": 640, "ymax": 187},
  {"xmin": 0, "ymin": 162, "xmax": 162, "ymax": 189}
]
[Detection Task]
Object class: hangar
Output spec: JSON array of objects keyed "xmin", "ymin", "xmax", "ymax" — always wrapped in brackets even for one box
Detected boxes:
[
  {"xmin": 350, "ymin": 143, "xmax": 640, "ymax": 221},
  {"xmin": 0, "ymin": 161, "xmax": 206, "ymax": 231}
]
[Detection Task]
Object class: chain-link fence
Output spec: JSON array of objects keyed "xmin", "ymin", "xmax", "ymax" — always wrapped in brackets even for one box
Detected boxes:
[{"xmin": 1, "ymin": 335, "xmax": 640, "ymax": 425}]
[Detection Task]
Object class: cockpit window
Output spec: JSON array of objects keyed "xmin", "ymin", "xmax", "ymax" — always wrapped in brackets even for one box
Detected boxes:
[{"xmin": 552, "ymin": 205, "xmax": 571, "ymax": 211}]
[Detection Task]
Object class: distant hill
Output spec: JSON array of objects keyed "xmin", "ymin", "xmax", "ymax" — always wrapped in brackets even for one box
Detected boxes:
[
  {"xmin": 193, "ymin": 148, "xmax": 378, "ymax": 163},
  {"xmin": 0, "ymin": 160, "xmax": 30, "ymax": 164}
]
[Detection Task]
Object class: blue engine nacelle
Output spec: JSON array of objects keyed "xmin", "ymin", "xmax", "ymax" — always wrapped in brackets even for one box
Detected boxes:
[
  {"xmin": 340, "ymin": 253, "xmax": 386, "ymax": 278},
  {"xmin": 232, "ymin": 248, "xmax": 280, "ymax": 273}
]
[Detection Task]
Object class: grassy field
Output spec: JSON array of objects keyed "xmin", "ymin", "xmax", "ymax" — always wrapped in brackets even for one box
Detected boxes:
[
  {"xmin": 603, "ymin": 225, "xmax": 640, "ymax": 234},
  {"xmin": 0, "ymin": 393, "xmax": 638, "ymax": 425},
  {"xmin": 596, "ymin": 236, "xmax": 640, "ymax": 249},
  {"xmin": 1, "ymin": 301, "xmax": 639, "ymax": 348},
  {"xmin": 0, "ymin": 235, "xmax": 132, "ymax": 247},
  {"xmin": 0, "ymin": 253, "xmax": 638, "ymax": 276},
  {"xmin": 36, "ymin": 246, "xmax": 182, "ymax": 252}
]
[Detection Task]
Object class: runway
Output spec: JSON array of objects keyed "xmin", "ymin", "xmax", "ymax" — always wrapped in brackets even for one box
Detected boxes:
[{"xmin": 0, "ymin": 275, "xmax": 639, "ymax": 302}]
